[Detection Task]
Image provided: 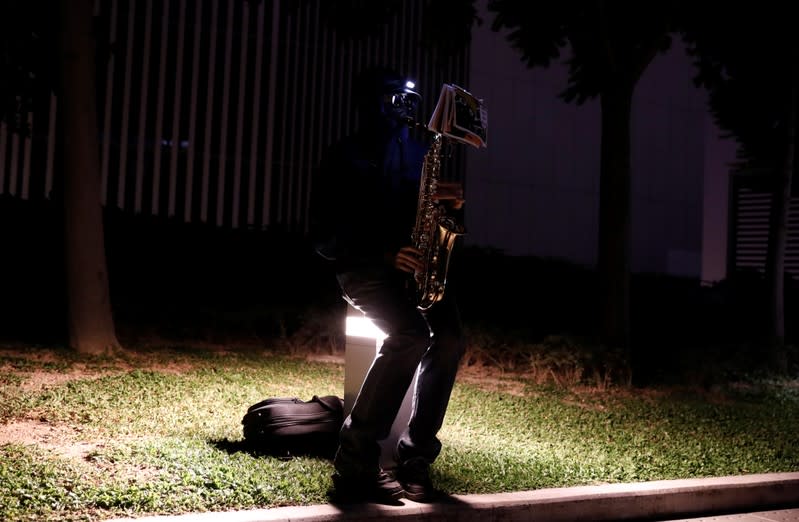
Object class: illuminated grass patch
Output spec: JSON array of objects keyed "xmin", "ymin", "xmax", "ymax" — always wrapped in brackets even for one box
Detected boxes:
[{"xmin": 1, "ymin": 346, "xmax": 797, "ymax": 521}]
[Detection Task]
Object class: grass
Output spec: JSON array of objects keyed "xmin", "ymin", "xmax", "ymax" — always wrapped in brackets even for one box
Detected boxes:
[{"xmin": 1, "ymin": 343, "xmax": 798, "ymax": 522}]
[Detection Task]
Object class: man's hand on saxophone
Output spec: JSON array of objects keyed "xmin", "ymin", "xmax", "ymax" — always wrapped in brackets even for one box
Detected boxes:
[{"xmin": 391, "ymin": 246, "xmax": 424, "ymax": 274}]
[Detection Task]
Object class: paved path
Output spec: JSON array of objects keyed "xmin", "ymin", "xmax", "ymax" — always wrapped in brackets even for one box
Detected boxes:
[
  {"xmin": 657, "ymin": 507, "xmax": 799, "ymax": 521},
  {"xmin": 108, "ymin": 472, "xmax": 799, "ymax": 522}
]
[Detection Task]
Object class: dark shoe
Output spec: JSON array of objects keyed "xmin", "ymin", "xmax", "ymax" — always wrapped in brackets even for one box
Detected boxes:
[
  {"xmin": 330, "ymin": 470, "xmax": 405, "ymax": 504},
  {"xmin": 396, "ymin": 457, "xmax": 437, "ymax": 502}
]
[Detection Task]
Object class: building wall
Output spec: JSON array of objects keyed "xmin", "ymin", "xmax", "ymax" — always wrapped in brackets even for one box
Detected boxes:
[
  {"xmin": 464, "ymin": 0, "xmax": 736, "ymax": 279},
  {"xmin": 701, "ymin": 114, "xmax": 737, "ymax": 284}
]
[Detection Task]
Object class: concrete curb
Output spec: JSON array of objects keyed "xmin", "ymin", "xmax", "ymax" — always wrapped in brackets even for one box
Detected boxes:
[{"xmin": 108, "ymin": 472, "xmax": 799, "ymax": 522}]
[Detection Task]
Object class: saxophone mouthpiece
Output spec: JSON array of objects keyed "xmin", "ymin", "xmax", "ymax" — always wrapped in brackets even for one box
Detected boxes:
[{"xmin": 404, "ymin": 117, "xmax": 439, "ymax": 136}]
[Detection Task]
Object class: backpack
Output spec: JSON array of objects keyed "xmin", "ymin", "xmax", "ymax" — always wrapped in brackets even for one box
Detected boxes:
[{"xmin": 241, "ymin": 395, "xmax": 344, "ymax": 459}]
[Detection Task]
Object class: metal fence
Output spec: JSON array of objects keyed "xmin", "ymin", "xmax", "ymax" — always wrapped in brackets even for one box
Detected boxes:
[{"xmin": 0, "ymin": 0, "xmax": 469, "ymax": 233}]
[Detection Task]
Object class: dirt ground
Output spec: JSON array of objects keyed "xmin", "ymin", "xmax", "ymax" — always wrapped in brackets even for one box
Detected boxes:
[{"xmin": 0, "ymin": 346, "xmax": 198, "ymax": 462}]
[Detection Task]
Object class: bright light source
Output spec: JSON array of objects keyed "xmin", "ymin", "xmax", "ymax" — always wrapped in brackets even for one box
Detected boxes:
[
  {"xmin": 346, "ymin": 315, "xmax": 387, "ymax": 343},
  {"xmin": 405, "ymin": 81, "xmax": 415, "ymax": 90}
]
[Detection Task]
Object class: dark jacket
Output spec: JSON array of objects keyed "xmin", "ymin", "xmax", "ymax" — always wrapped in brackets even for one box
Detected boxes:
[{"xmin": 310, "ymin": 126, "xmax": 428, "ymax": 274}]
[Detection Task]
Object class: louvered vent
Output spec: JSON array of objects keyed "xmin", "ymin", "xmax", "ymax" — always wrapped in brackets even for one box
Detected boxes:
[{"xmin": 731, "ymin": 181, "xmax": 799, "ymax": 278}]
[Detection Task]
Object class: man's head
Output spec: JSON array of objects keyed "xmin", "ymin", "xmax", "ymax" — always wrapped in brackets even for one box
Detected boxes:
[{"xmin": 355, "ymin": 66, "xmax": 421, "ymax": 129}]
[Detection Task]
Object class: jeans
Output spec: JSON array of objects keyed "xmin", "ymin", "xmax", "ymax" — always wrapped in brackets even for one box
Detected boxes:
[{"xmin": 334, "ymin": 268, "xmax": 465, "ymax": 477}]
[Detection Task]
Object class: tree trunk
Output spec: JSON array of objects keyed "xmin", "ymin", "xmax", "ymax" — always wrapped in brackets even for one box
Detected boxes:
[
  {"xmin": 57, "ymin": 0, "xmax": 120, "ymax": 354},
  {"xmin": 764, "ymin": 69, "xmax": 795, "ymax": 373},
  {"xmin": 597, "ymin": 82, "xmax": 633, "ymax": 364}
]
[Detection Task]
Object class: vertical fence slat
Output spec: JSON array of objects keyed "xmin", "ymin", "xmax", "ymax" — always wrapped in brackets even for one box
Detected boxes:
[
  {"xmin": 184, "ymin": 0, "xmax": 204, "ymax": 223},
  {"xmin": 277, "ymin": 14, "xmax": 298, "ymax": 223},
  {"xmin": 45, "ymin": 95, "xmax": 57, "ymax": 197},
  {"xmin": 151, "ymin": 0, "xmax": 171, "ymax": 214},
  {"xmin": 117, "ymin": 0, "xmax": 137, "ymax": 209},
  {"xmin": 215, "ymin": 0, "xmax": 235, "ymax": 227},
  {"xmin": 396, "ymin": 3, "xmax": 404, "ymax": 76},
  {"xmin": 21, "ymin": 113, "xmax": 32, "ymax": 199},
  {"xmin": 384, "ymin": 18, "xmax": 391, "ymax": 66},
  {"xmin": 325, "ymin": 29, "xmax": 337, "ymax": 146},
  {"xmin": 247, "ymin": 1, "xmax": 265, "ymax": 227},
  {"xmin": 295, "ymin": 4, "xmax": 312, "ymax": 226},
  {"xmin": 201, "ymin": 0, "xmax": 219, "ymax": 223},
  {"xmin": 319, "ymin": 26, "xmax": 330, "ymax": 149},
  {"xmin": 232, "ymin": 3, "xmax": 249, "ymax": 229},
  {"xmin": 262, "ymin": 0, "xmax": 280, "ymax": 227},
  {"xmin": 100, "ymin": 0, "xmax": 119, "ymax": 206},
  {"xmin": 0, "ymin": 123, "xmax": 6, "ymax": 194},
  {"xmin": 134, "ymin": 0, "xmax": 154, "ymax": 213},
  {"xmin": 391, "ymin": 6, "xmax": 399, "ymax": 69},
  {"xmin": 8, "ymin": 128, "xmax": 19, "ymax": 196},
  {"xmin": 345, "ymin": 40, "xmax": 354, "ymax": 135},
  {"xmin": 168, "ymin": 0, "xmax": 187, "ymax": 217},
  {"xmin": 303, "ymin": 5, "xmax": 322, "ymax": 232}
]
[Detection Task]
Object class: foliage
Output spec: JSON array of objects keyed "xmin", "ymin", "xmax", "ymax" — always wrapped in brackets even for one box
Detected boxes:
[
  {"xmin": 462, "ymin": 332, "xmax": 630, "ymax": 388},
  {"xmin": 419, "ymin": 0, "xmax": 482, "ymax": 57},
  {"xmin": 487, "ymin": 0, "xmax": 677, "ymax": 103},
  {"xmin": 681, "ymin": 3, "xmax": 797, "ymax": 172}
]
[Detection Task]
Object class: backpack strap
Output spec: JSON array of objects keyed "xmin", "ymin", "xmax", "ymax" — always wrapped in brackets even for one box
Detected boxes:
[{"xmin": 312, "ymin": 395, "xmax": 344, "ymax": 413}]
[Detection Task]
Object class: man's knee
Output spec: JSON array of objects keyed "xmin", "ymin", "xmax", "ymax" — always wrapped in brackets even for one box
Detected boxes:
[{"xmin": 381, "ymin": 324, "xmax": 430, "ymax": 358}]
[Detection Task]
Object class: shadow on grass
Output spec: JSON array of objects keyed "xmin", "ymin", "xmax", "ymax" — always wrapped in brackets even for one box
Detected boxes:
[{"xmin": 209, "ymin": 437, "xmax": 337, "ymax": 461}]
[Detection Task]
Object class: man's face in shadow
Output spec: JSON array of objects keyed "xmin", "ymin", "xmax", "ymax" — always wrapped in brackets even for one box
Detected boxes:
[{"xmin": 381, "ymin": 91, "xmax": 420, "ymax": 124}]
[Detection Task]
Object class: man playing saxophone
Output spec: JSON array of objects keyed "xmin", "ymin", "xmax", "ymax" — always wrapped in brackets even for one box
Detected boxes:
[{"xmin": 310, "ymin": 66, "xmax": 466, "ymax": 505}]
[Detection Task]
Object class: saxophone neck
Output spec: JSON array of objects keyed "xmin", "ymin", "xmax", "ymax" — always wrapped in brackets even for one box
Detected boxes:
[{"xmin": 402, "ymin": 117, "xmax": 442, "ymax": 139}]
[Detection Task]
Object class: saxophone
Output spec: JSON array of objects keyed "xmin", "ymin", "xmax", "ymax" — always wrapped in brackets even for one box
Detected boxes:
[{"xmin": 410, "ymin": 132, "xmax": 465, "ymax": 310}]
